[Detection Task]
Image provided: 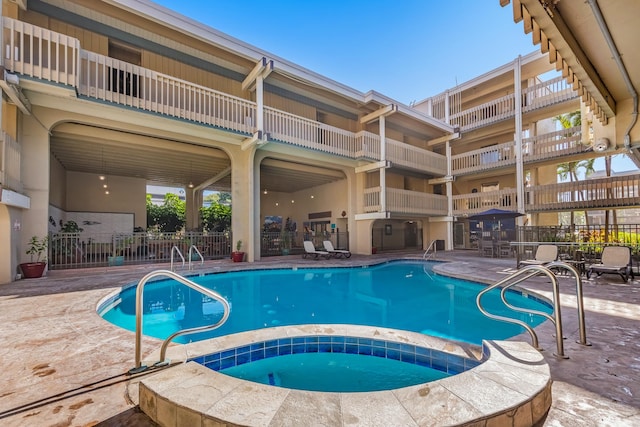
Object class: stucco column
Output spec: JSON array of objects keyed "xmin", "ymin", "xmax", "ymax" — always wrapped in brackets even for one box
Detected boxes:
[
  {"xmin": 20, "ymin": 114, "xmax": 51, "ymax": 263},
  {"xmin": 514, "ymin": 56, "xmax": 525, "ymax": 217},
  {"xmin": 185, "ymin": 188, "xmax": 202, "ymax": 230},
  {"xmin": 228, "ymin": 145, "xmax": 256, "ymax": 261}
]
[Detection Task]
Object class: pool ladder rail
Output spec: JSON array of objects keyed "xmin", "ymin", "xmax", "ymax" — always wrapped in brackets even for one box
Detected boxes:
[
  {"xmin": 476, "ymin": 261, "xmax": 590, "ymax": 359},
  {"xmin": 422, "ymin": 239, "xmax": 437, "ymax": 261},
  {"xmin": 129, "ymin": 269, "xmax": 230, "ymax": 374},
  {"xmin": 170, "ymin": 245, "xmax": 204, "ymax": 271}
]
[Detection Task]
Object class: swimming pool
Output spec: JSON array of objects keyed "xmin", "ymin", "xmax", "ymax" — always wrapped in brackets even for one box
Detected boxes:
[{"xmin": 99, "ymin": 260, "xmax": 552, "ymax": 345}]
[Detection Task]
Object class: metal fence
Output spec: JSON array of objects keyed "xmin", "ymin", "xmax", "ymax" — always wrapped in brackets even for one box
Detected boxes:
[
  {"xmin": 47, "ymin": 230, "xmax": 351, "ymax": 268},
  {"xmin": 515, "ymin": 224, "xmax": 640, "ymax": 262},
  {"xmin": 48, "ymin": 231, "xmax": 232, "ymax": 270}
]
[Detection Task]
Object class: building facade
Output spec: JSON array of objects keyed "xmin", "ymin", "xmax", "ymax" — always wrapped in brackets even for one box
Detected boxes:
[{"xmin": 0, "ymin": 0, "xmax": 638, "ymax": 283}]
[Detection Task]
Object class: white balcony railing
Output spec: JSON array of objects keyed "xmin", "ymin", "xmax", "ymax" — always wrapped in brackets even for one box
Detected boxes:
[
  {"xmin": 526, "ymin": 175, "xmax": 640, "ymax": 211},
  {"xmin": 523, "ymin": 126, "xmax": 588, "ymax": 162},
  {"xmin": 452, "ymin": 141, "xmax": 516, "ymax": 175},
  {"xmin": 387, "ymin": 188, "xmax": 448, "ymax": 215},
  {"xmin": 522, "ymin": 76, "xmax": 575, "ymax": 113},
  {"xmin": 452, "ymin": 189, "xmax": 517, "ymax": 216},
  {"xmin": 79, "ymin": 51, "xmax": 257, "ymax": 134},
  {"xmin": 427, "ymin": 76, "xmax": 578, "ymax": 131},
  {"xmin": 0, "ymin": 131, "xmax": 22, "ymax": 192},
  {"xmin": 2, "ymin": 17, "xmax": 80, "ymax": 87},
  {"xmin": 363, "ymin": 187, "xmax": 447, "ymax": 216},
  {"xmin": 449, "ymin": 93, "xmax": 516, "ymax": 131},
  {"xmin": 264, "ymin": 107, "xmax": 358, "ymax": 157},
  {"xmin": 386, "ymin": 138, "xmax": 447, "ymax": 175},
  {"xmin": 355, "ymin": 131, "xmax": 380, "ymax": 160}
]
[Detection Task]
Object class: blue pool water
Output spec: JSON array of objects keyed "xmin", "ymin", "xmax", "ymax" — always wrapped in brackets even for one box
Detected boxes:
[
  {"xmin": 99, "ymin": 260, "xmax": 551, "ymax": 345},
  {"xmin": 191, "ymin": 335, "xmax": 480, "ymax": 392},
  {"xmin": 223, "ymin": 352, "xmax": 448, "ymax": 392}
]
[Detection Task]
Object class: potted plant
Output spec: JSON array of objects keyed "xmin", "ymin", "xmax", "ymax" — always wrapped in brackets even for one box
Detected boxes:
[
  {"xmin": 231, "ymin": 240, "xmax": 245, "ymax": 262},
  {"xmin": 280, "ymin": 218, "xmax": 294, "ymax": 255},
  {"xmin": 109, "ymin": 235, "xmax": 132, "ymax": 266},
  {"xmin": 20, "ymin": 235, "xmax": 48, "ymax": 278}
]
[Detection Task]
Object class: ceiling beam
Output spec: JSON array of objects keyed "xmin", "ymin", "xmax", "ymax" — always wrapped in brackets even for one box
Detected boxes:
[
  {"xmin": 241, "ymin": 57, "xmax": 274, "ymax": 91},
  {"xmin": 195, "ymin": 166, "xmax": 231, "ymax": 190},
  {"xmin": 427, "ymin": 132, "xmax": 460, "ymax": 147},
  {"xmin": 359, "ymin": 104, "xmax": 398, "ymax": 124}
]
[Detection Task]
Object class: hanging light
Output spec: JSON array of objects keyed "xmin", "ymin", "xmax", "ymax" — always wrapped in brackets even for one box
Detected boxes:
[{"xmin": 99, "ymin": 148, "xmax": 106, "ymax": 180}]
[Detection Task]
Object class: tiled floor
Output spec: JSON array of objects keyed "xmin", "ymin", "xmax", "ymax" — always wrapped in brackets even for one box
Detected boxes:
[{"xmin": 0, "ymin": 250, "xmax": 638, "ymax": 426}]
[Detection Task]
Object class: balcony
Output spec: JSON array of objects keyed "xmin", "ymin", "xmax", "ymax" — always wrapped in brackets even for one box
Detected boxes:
[
  {"xmin": 451, "ymin": 126, "xmax": 587, "ymax": 176},
  {"xmin": 452, "ymin": 174, "xmax": 640, "ymax": 216},
  {"xmin": 526, "ymin": 175, "xmax": 640, "ymax": 212},
  {"xmin": 452, "ymin": 189, "xmax": 517, "ymax": 216},
  {"xmin": 429, "ymin": 76, "xmax": 578, "ymax": 132},
  {"xmin": 3, "ymin": 17, "xmax": 446, "ymax": 177},
  {"xmin": 364, "ymin": 187, "xmax": 447, "ymax": 216}
]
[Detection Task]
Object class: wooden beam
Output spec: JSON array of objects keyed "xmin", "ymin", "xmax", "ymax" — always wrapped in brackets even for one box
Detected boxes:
[
  {"xmin": 359, "ymin": 104, "xmax": 397, "ymax": 124},
  {"xmin": 427, "ymin": 132, "xmax": 460, "ymax": 147},
  {"xmin": 241, "ymin": 57, "xmax": 267, "ymax": 91}
]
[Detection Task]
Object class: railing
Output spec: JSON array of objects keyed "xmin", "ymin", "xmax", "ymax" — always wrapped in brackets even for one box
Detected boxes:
[
  {"xmin": 386, "ymin": 138, "xmax": 447, "ymax": 175},
  {"xmin": 523, "ymin": 126, "xmax": 587, "ymax": 162},
  {"xmin": 363, "ymin": 187, "xmax": 447, "ymax": 216},
  {"xmin": 188, "ymin": 245, "xmax": 204, "ymax": 269},
  {"xmin": 526, "ymin": 174, "xmax": 640, "ymax": 211},
  {"xmin": 80, "ymin": 51, "xmax": 256, "ymax": 134},
  {"xmin": 48, "ymin": 231, "xmax": 231, "ymax": 270},
  {"xmin": 170, "ymin": 245, "xmax": 185, "ymax": 271},
  {"xmin": 451, "ymin": 141, "xmax": 515, "ymax": 175},
  {"xmin": 354, "ymin": 130, "xmax": 380, "ymax": 160},
  {"xmin": 476, "ymin": 264, "xmax": 567, "ymax": 357},
  {"xmin": 2, "ymin": 17, "xmax": 80, "ymax": 87},
  {"xmin": 387, "ymin": 188, "xmax": 448, "ymax": 215},
  {"xmin": 423, "ymin": 239, "xmax": 437, "ymax": 260},
  {"xmin": 363, "ymin": 187, "xmax": 381, "ymax": 213},
  {"xmin": 450, "ymin": 93, "xmax": 516, "ymax": 131},
  {"xmin": 0, "ymin": 131, "xmax": 22, "ymax": 192},
  {"xmin": 264, "ymin": 107, "xmax": 357, "ymax": 157},
  {"xmin": 522, "ymin": 75, "xmax": 576, "ymax": 113},
  {"xmin": 130, "ymin": 269, "xmax": 231, "ymax": 372},
  {"xmin": 452, "ymin": 189, "xmax": 518, "ymax": 216}
]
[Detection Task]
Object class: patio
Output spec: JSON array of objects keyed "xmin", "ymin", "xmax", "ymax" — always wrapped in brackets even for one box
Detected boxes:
[{"xmin": 0, "ymin": 250, "xmax": 638, "ymax": 426}]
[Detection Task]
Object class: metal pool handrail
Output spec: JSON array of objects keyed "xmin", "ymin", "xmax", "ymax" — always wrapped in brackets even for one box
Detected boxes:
[
  {"xmin": 130, "ymin": 269, "xmax": 231, "ymax": 373},
  {"xmin": 170, "ymin": 245, "xmax": 185, "ymax": 271},
  {"xmin": 476, "ymin": 264, "xmax": 568, "ymax": 358},
  {"xmin": 422, "ymin": 239, "xmax": 437, "ymax": 260},
  {"xmin": 188, "ymin": 245, "xmax": 204, "ymax": 270}
]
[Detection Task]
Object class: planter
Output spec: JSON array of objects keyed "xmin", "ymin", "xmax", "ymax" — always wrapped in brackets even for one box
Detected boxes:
[
  {"xmin": 19, "ymin": 262, "xmax": 47, "ymax": 279},
  {"xmin": 231, "ymin": 251, "xmax": 245, "ymax": 262},
  {"xmin": 108, "ymin": 255, "xmax": 125, "ymax": 266}
]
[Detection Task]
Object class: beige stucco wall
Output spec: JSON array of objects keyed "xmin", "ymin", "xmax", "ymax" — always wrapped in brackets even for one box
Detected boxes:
[
  {"xmin": 65, "ymin": 171, "xmax": 147, "ymax": 229},
  {"xmin": 49, "ymin": 154, "xmax": 67, "ymax": 210}
]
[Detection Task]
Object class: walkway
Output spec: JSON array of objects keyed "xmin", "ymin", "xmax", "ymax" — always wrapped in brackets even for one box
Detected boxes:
[{"xmin": 0, "ymin": 251, "xmax": 638, "ymax": 426}]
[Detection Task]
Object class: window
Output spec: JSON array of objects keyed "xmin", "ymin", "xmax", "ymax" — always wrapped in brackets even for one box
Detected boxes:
[{"xmin": 108, "ymin": 40, "xmax": 141, "ymax": 97}]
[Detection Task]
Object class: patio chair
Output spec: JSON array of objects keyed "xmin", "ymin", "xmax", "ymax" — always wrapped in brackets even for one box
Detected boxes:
[
  {"xmin": 322, "ymin": 241, "xmax": 351, "ymax": 258},
  {"xmin": 518, "ymin": 244, "xmax": 558, "ymax": 268},
  {"xmin": 586, "ymin": 246, "xmax": 634, "ymax": 283},
  {"xmin": 302, "ymin": 241, "xmax": 331, "ymax": 260}
]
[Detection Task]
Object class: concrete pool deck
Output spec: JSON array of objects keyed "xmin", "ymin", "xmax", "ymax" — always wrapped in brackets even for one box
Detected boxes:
[{"xmin": 0, "ymin": 250, "xmax": 639, "ymax": 426}]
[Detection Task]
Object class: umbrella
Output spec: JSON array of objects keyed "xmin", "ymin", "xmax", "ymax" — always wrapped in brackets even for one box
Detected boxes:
[{"xmin": 467, "ymin": 208, "xmax": 524, "ymax": 221}]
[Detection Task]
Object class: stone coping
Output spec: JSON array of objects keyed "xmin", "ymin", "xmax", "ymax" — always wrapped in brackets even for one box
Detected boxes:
[{"xmin": 139, "ymin": 325, "xmax": 551, "ymax": 426}]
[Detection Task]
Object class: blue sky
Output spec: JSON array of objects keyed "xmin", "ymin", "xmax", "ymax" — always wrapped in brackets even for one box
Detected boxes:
[
  {"xmin": 154, "ymin": 0, "xmax": 536, "ymax": 103},
  {"xmin": 153, "ymin": 0, "xmax": 636, "ymax": 173}
]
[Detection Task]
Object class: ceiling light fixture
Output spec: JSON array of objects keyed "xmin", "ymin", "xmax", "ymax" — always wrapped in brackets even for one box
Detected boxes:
[{"xmin": 188, "ymin": 161, "xmax": 194, "ymax": 189}]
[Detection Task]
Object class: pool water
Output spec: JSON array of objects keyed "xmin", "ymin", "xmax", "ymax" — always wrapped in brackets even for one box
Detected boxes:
[
  {"xmin": 100, "ymin": 260, "xmax": 551, "ymax": 345},
  {"xmin": 222, "ymin": 352, "xmax": 449, "ymax": 392}
]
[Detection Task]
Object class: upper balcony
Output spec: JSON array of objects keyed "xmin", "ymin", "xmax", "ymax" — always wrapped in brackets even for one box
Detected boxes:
[
  {"xmin": 451, "ymin": 126, "xmax": 588, "ymax": 176},
  {"xmin": 452, "ymin": 173, "xmax": 640, "ymax": 216},
  {"xmin": 2, "ymin": 17, "xmax": 446, "ymax": 178},
  {"xmin": 425, "ymin": 76, "xmax": 579, "ymax": 133}
]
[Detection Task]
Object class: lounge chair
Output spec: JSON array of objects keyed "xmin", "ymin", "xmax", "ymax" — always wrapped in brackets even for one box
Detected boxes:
[
  {"xmin": 587, "ymin": 246, "xmax": 634, "ymax": 283},
  {"xmin": 518, "ymin": 244, "xmax": 558, "ymax": 268},
  {"xmin": 302, "ymin": 241, "xmax": 331, "ymax": 259},
  {"xmin": 323, "ymin": 241, "xmax": 351, "ymax": 258}
]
